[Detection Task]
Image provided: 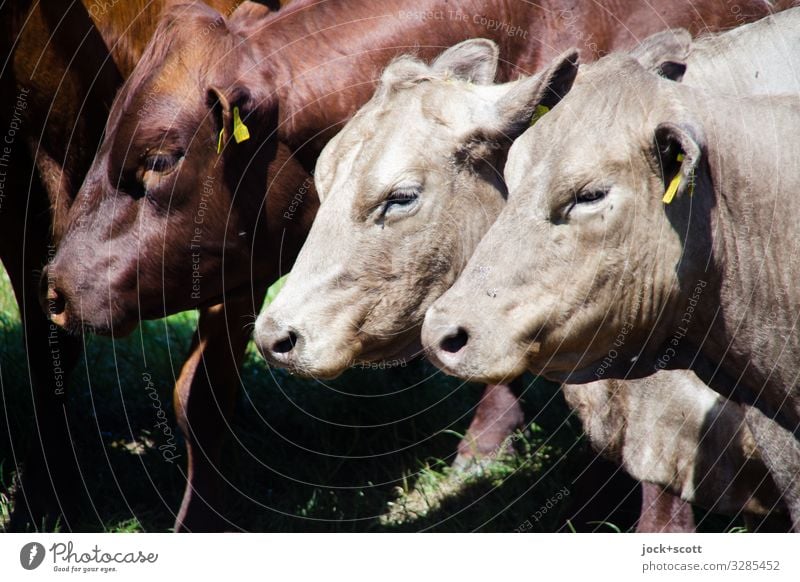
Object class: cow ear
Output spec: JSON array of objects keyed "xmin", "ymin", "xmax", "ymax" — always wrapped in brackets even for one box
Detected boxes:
[
  {"xmin": 629, "ymin": 29, "xmax": 690, "ymax": 82},
  {"xmin": 207, "ymin": 85, "xmax": 252, "ymax": 153},
  {"xmin": 492, "ymin": 49, "xmax": 579, "ymax": 140},
  {"xmin": 231, "ymin": 0, "xmax": 274, "ymax": 20},
  {"xmin": 432, "ymin": 38, "xmax": 499, "ymax": 85},
  {"xmin": 653, "ymin": 121, "xmax": 703, "ymax": 203}
]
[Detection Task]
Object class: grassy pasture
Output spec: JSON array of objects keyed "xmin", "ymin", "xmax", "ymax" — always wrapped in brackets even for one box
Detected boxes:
[{"xmin": 0, "ymin": 269, "xmax": 743, "ymax": 532}]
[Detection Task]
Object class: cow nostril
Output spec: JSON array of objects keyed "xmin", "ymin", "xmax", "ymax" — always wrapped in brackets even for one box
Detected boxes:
[
  {"xmin": 40, "ymin": 266, "xmax": 66, "ymax": 317},
  {"xmin": 46, "ymin": 286, "xmax": 66, "ymax": 316},
  {"xmin": 440, "ymin": 327, "xmax": 469, "ymax": 354},
  {"xmin": 272, "ymin": 330, "xmax": 298, "ymax": 354}
]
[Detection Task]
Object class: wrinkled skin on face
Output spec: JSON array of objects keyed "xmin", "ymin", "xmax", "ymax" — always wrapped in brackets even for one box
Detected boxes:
[
  {"xmin": 423, "ymin": 55, "xmax": 715, "ymax": 384},
  {"xmin": 255, "ymin": 40, "xmax": 578, "ymax": 378},
  {"xmin": 420, "ymin": 35, "xmax": 800, "ymax": 530},
  {"xmin": 424, "ymin": 49, "xmax": 800, "ymax": 415},
  {"xmin": 43, "ymin": 3, "xmax": 310, "ymax": 335},
  {"xmin": 255, "ymin": 41, "xmax": 794, "ymax": 525}
]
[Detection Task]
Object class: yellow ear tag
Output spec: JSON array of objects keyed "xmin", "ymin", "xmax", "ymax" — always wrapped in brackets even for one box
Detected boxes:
[
  {"xmin": 530, "ymin": 104, "xmax": 550, "ymax": 126},
  {"xmin": 217, "ymin": 128, "xmax": 224, "ymax": 154},
  {"xmin": 662, "ymin": 153, "xmax": 684, "ymax": 204},
  {"xmin": 232, "ymin": 106, "xmax": 250, "ymax": 144}
]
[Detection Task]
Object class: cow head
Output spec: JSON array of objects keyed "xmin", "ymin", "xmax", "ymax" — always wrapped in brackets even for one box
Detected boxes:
[
  {"xmin": 423, "ymin": 54, "xmax": 713, "ymax": 384},
  {"xmin": 254, "ymin": 39, "xmax": 578, "ymax": 378},
  {"xmin": 42, "ymin": 2, "xmax": 304, "ymax": 335}
]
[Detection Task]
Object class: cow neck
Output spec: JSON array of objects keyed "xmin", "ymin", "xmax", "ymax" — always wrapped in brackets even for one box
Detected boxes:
[
  {"xmin": 242, "ymin": 0, "xmax": 543, "ymax": 155},
  {"xmin": 688, "ymin": 93, "xmax": 800, "ymax": 426}
]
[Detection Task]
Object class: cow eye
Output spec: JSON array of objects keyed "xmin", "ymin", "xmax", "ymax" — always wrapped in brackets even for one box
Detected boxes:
[
  {"xmin": 142, "ymin": 152, "xmax": 181, "ymax": 175},
  {"xmin": 379, "ymin": 186, "xmax": 421, "ymax": 221},
  {"xmin": 576, "ymin": 189, "xmax": 607, "ymax": 204},
  {"xmin": 387, "ymin": 188, "xmax": 418, "ymax": 207},
  {"xmin": 561, "ymin": 188, "xmax": 609, "ymax": 221}
]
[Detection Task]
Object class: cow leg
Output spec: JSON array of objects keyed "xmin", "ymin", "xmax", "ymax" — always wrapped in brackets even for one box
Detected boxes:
[
  {"xmin": 173, "ymin": 286, "xmax": 265, "ymax": 532},
  {"xmin": 453, "ymin": 379, "xmax": 525, "ymax": 470},
  {"xmin": 743, "ymin": 405, "xmax": 800, "ymax": 532},
  {"xmin": 636, "ymin": 483, "xmax": 696, "ymax": 532}
]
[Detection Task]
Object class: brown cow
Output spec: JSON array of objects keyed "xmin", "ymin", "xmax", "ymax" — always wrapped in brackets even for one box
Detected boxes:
[
  {"xmin": 43, "ymin": 0, "xmax": 780, "ymax": 531},
  {"xmin": 0, "ymin": 0, "xmax": 270, "ymax": 531}
]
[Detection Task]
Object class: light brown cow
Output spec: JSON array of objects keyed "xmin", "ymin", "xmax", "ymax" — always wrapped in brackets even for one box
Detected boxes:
[
  {"xmin": 256, "ymin": 40, "xmax": 787, "ymax": 530},
  {"xmin": 422, "ymin": 29, "xmax": 800, "ymax": 528}
]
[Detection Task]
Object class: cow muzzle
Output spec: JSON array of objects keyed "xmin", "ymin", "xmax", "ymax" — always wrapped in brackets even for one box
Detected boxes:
[
  {"xmin": 40, "ymin": 265, "xmax": 69, "ymax": 327},
  {"xmin": 421, "ymin": 315, "xmax": 473, "ymax": 376},
  {"xmin": 254, "ymin": 314, "xmax": 356, "ymax": 379},
  {"xmin": 422, "ymin": 303, "xmax": 529, "ymax": 383},
  {"xmin": 255, "ymin": 318, "xmax": 301, "ymax": 367}
]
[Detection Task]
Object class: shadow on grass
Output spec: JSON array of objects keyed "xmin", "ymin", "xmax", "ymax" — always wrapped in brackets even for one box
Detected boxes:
[{"xmin": 0, "ymin": 270, "xmax": 746, "ymax": 532}]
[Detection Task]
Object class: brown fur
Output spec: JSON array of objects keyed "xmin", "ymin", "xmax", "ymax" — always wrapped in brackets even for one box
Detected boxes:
[{"xmin": 0, "ymin": 0, "xmax": 263, "ymax": 531}]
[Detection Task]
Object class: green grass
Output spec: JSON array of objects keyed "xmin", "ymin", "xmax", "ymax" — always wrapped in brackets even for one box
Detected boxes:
[{"xmin": 0, "ymin": 268, "xmax": 744, "ymax": 532}]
